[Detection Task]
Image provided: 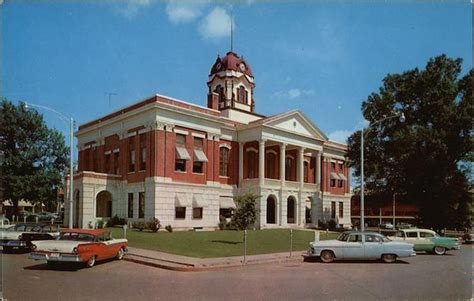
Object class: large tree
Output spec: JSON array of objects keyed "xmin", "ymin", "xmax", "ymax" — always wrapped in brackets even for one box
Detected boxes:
[
  {"xmin": 0, "ymin": 99, "xmax": 69, "ymax": 216},
  {"xmin": 347, "ymin": 55, "xmax": 472, "ymax": 230}
]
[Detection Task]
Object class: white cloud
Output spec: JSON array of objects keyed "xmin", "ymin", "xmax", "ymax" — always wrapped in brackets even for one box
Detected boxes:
[
  {"xmin": 116, "ymin": 0, "xmax": 152, "ymax": 18},
  {"xmin": 273, "ymin": 88, "xmax": 314, "ymax": 100},
  {"xmin": 166, "ymin": 1, "xmax": 208, "ymax": 24},
  {"xmin": 198, "ymin": 7, "xmax": 233, "ymax": 40},
  {"xmin": 328, "ymin": 130, "xmax": 352, "ymax": 144}
]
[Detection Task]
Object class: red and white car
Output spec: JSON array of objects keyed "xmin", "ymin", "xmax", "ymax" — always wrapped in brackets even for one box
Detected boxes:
[{"xmin": 29, "ymin": 229, "xmax": 128, "ymax": 268}]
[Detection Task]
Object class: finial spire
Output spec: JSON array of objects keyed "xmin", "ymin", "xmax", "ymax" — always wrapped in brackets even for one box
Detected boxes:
[{"xmin": 230, "ymin": 8, "xmax": 233, "ymax": 52}]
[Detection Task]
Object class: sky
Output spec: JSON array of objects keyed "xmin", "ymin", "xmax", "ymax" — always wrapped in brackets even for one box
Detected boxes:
[{"xmin": 2, "ymin": 1, "xmax": 472, "ymax": 152}]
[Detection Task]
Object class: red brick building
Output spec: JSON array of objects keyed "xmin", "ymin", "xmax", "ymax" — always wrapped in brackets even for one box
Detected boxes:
[
  {"xmin": 351, "ymin": 196, "xmax": 420, "ymax": 226},
  {"xmin": 67, "ymin": 51, "xmax": 351, "ymax": 229}
]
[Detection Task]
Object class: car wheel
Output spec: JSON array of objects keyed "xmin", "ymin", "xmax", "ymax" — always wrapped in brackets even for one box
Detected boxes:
[
  {"xmin": 320, "ymin": 250, "xmax": 335, "ymax": 263},
  {"xmin": 382, "ymin": 254, "xmax": 397, "ymax": 263},
  {"xmin": 116, "ymin": 248, "xmax": 124, "ymax": 260},
  {"xmin": 433, "ymin": 246, "xmax": 446, "ymax": 255},
  {"xmin": 86, "ymin": 256, "xmax": 96, "ymax": 268},
  {"xmin": 2, "ymin": 246, "xmax": 12, "ymax": 254},
  {"xmin": 47, "ymin": 261, "xmax": 58, "ymax": 269}
]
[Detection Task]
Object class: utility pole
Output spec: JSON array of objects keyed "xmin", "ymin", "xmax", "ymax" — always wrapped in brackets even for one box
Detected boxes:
[{"xmin": 105, "ymin": 92, "xmax": 117, "ymax": 108}]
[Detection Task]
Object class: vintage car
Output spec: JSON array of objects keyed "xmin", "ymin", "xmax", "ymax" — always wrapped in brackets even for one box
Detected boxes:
[
  {"xmin": 29, "ymin": 229, "xmax": 128, "ymax": 268},
  {"xmin": 389, "ymin": 228, "xmax": 460, "ymax": 255},
  {"xmin": 305, "ymin": 231, "xmax": 416, "ymax": 263},
  {"xmin": 0, "ymin": 223, "xmax": 60, "ymax": 252}
]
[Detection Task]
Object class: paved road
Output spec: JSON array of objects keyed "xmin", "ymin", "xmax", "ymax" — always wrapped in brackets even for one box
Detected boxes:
[{"xmin": 1, "ymin": 246, "xmax": 472, "ymax": 301}]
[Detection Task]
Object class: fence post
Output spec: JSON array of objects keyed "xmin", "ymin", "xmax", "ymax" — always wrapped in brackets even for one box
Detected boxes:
[
  {"xmin": 23, "ymin": 216, "xmax": 26, "ymax": 223},
  {"xmin": 314, "ymin": 230, "xmax": 320, "ymax": 242},
  {"xmin": 12, "ymin": 215, "xmax": 15, "ymax": 223},
  {"xmin": 123, "ymin": 224, "xmax": 127, "ymax": 239},
  {"xmin": 290, "ymin": 229, "xmax": 293, "ymax": 257},
  {"xmin": 243, "ymin": 230, "xmax": 247, "ymax": 264},
  {"xmin": 35, "ymin": 216, "xmax": 39, "ymax": 224}
]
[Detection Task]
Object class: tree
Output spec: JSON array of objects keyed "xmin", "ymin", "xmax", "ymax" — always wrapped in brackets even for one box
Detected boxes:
[
  {"xmin": 347, "ymin": 55, "xmax": 472, "ymax": 230},
  {"xmin": 231, "ymin": 193, "xmax": 260, "ymax": 230},
  {"xmin": 0, "ymin": 99, "xmax": 69, "ymax": 216}
]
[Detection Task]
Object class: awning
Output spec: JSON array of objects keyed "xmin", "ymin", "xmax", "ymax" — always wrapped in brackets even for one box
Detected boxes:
[
  {"xmin": 330, "ymin": 172, "xmax": 341, "ymax": 180},
  {"xmin": 192, "ymin": 194, "xmax": 208, "ymax": 207},
  {"xmin": 176, "ymin": 146, "xmax": 191, "ymax": 160},
  {"xmin": 219, "ymin": 197, "xmax": 236, "ymax": 209},
  {"xmin": 175, "ymin": 193, "xmax": 191, "ymax": 207},
  {"xmin": 338, "ymin": 173, "xmax": 347, "ymax": 181},
  {"xmin": 193, "ymin": 149, "xmax": 208, "ymax": 162}
]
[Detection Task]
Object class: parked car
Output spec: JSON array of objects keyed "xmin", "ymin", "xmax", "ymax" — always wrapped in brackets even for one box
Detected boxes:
[
  {"xmin": 379, "ymin": 222, "xmax": 394, "ymax": 229},
  {"xmin": 0, "ymin": 223, "xmax": 60, "ymax": 252},
  {"xmin": 29, "ymin": 229, "xmax": 128, "ymax": 268},
  {"xmin": 462, "ymin": 232, "xmax": 473, "ymax": 244},
  {"xmin": 305, "ymin": 231, "xmax": 416, "ymax": 263},
  {"xmin": 0, "ymin": 218, "xmax": 11, "ymax": 229},
  {"xmin": 389, "ymin": 228, "xmax": 460, "ymax": 255}
]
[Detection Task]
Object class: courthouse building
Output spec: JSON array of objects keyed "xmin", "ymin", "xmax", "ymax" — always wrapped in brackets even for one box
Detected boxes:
[{"xmin": 66, "ymin": 51, "xmax": 351, "ymax": 230}]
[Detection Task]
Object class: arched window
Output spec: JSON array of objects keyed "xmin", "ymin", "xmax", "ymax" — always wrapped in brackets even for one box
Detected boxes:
[
  {"xmin": 304, "ymin": 161, "xmax": 309, "ymax": 183},
  {"xmin": 219, "ymin": 147, "xmax": 230, "ymax": 177},
  {"xmin": 285, "ymin": 157, "xmax": 294, "ymax": 181},
  {"xmin": 247, "ymin": 150, "xmax": 257, "ymax": 178},
  {"xmin": 237, "ymin": 86, "xmax": 247, "ymax": 104},
  {"xmin": 287, "ymin": 196, "xmax": 296, "ymax": 224},
  {"xmin": 265, "ymin": 152, "xmax": 276, "ymax": 179},
  {"xmin": 96, "ymin": 191, "xmax": 112, "ymax": 218},
  {"xmin": 214, "ymin": 85, "xmax": 225, "ymax": 106}
]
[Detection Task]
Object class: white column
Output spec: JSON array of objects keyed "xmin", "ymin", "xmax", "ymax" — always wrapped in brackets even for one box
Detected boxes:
[
  {"xmin": 238, "ymin": 142, "xmax": 244, "ymax": 187},
  {"xmin": 298, "ymin": 147, "xmax": 305, "ymax": 187},
  {"xmin": 316, "ymin": 151, "xmax": 321, "ymax": 187},
  {"xmin": 258, "ymin": 139, "xmax": 266, "ymax": 186},
  {"xmin": 297, "ymin": 147, "xmax": 305, "ymax": 226},
  {"xmin": 279, "ymin": 143, "xmax": 286, "ymax": 187}
]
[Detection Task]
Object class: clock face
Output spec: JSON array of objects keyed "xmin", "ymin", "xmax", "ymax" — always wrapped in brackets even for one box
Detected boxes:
[
  {"xmin": 239, "ymin": 63, "xmax": 246, "ymax": 72},
  {"xmin": 216, "ymin": 62, "xmax": 222, "ymax": 70}
]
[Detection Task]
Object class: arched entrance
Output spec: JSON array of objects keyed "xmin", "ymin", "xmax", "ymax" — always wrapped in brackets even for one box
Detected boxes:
[
  {"xmin": 266, "ymin": 195, "xmax": 277, "ymax": 224},
  {"xmin": 96, "ymin": 191, "xmax": 112, "ymax": 218},
  {"xmin": 306, "ymin": 197, "xmax": 313, "ymax": 224},
  {"xmin": 287, "ymin": 196, "xmax": 296, "ymax": 224},
  {"xmin": 74, "ymin": 190, "xmax": 80, "ymax": 227}
]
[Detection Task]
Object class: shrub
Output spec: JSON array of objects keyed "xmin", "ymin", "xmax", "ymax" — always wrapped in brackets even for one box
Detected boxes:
[
  {"xmin": 231, "ymin": 193, "xmax": 260, "ymax": 230},
  {"xmin": 108, "ymin": 215, "xmax": 128, "ymax": 227},
  {"xmin": 328, "ymin": 219, "xmax": 337, "ymax": 230},
  {"xmin": 148, "ymin": 218, "xmax": 161, "ymax": 232},
  {"xmin": 165, "ymin": 225, "xmax": 173, "ymax": 233},
  {"xmin": 132, "ymin": 221, "xmax": 147, "ymax": 231},
  {"xmin": 97, "ymin": 220, "xmax": 105, "ymax": 229},
  {"xmin": 318, "ymin": 220, "xmax": 328, "ymax": 230},
  {"xmin": 218, "ymin": 216, "xmax": 227, "ymax": 230},
  {"xmin": 88, "ymin": 221, "xmax": 94, "ymax": 229}
]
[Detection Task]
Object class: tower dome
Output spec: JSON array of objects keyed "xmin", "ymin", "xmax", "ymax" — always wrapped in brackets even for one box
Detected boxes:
[{"xmin": 210, "ymin": 51, "xmax": 253, "ymax": 77}]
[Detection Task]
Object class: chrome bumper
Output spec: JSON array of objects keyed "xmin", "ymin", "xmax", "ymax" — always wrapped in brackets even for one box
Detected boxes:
[
  {"xmin": 29, "ymin": 252, "xmax": 82, "ymax": 262},
  {"xmin": 0, "ymin": 240, "xmax": 27, "ymax": 247},
  {"xmin": 410, "ymin": 251, "xmax": 417, "ymax": 257}
]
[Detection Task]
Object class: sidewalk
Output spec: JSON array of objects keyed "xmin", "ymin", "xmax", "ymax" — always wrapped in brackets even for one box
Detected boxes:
[{"xmin": 125, "ymin": 247, "xmax": 305, "ymax": 272}]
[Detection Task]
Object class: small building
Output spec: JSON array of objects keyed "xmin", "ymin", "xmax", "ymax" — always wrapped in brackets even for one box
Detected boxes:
[{"xmin": 66, "ymin": 51, "xmax": 352, "ymax": 230}]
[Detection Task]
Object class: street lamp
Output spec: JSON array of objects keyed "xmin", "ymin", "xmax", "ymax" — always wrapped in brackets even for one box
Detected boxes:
[
  {"xmin": 360, "ymin": 111, "xmax": 405, "ymax": 232},
  {"xmin": 23, "ymin": 102, "xmax": 75, "ymax": 228}
]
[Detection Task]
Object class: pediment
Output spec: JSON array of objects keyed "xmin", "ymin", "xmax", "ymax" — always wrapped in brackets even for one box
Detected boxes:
[{"xmin": 263, "ymin": 111, "xmax": 328, "ymax": 141}]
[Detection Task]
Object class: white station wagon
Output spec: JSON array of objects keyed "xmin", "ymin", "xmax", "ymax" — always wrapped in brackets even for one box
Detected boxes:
[{"xmin": 305, "ymin": 231, "xmax": 416, "ymax": 263}]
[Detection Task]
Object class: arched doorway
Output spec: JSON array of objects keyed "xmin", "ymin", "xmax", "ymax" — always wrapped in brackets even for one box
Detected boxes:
[
  {"xmin": 306, "ymin": 197, "xmax": 313, "ymax": 224},
  {"xmin": 266, "ymin": 195, "xmax": 277, "ymax": 224},
  {"xmin": 287, "ymin": 196, "xmax": 296, "ymax": 224},
  {"xmin": 96, "ymin": 191, "xmax": 112, "ymax": 218},
  {"xmin": 74, "ymin": 190, "xmax": 80, "ymax": 227}
]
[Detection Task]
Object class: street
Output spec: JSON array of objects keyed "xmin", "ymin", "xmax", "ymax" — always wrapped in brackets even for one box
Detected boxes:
[{"xmin": 1, "ymin": 245, "xmax": 472, "ymax": 301}]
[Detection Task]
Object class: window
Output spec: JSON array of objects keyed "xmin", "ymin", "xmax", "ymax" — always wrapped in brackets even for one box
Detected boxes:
[
  {"xmin": 175, "ymin": 207, "xmax": 186, "ymax": 219},
  {"xmin": 128, "ymin": 193, "xmax": 133, "ymax": 218},
  {"xmin": 219, "ymin": 147, "xmax": 230, "ymax": 177},
  {"xmin": 247, "ymin": 151, "xmax": 257, "ymax": 178},
  {"xmin": 330, "ymin": 179, "xmax": 336, "ymax": 187},
  {"xmin": 339, "ymin": 163, "xmax": 344, "ymax": 172},
  {"xmin": 420, "ymin": 232, "xmax": 434, "ymax": 238},
  {"xmin": 138, "ymin": 192, "xmax": 145, "ymax": 219},
  {"xmin": 339, "ymin": 202, "xmax": 343, "ymax": 218},
  {"xmin": 365, "ymin": 235, "xmax": 382, "ymax": 243},
  {"xmin": 219, "ymin": 208, "xmax": 233, "ymax": 219},
  {"xmin": 348, "ymin": 234, "xmax": 362, "ymax": 242},
  {"xmin": 175, "ymin": 134, "xmax": 187, "ymax": 172},
  {"xmin": 129, "ymin": 136, "xmax": 135, "ymax": 172},
  {"xmin": 331, "ymin": 162, "xmax": 336, "ymax": 171},
  {"xmin": 285, "ymin": 157, "xmax": 294, "ymax": 181},
  {"xmin": 304, "ymin": 161, "xmax": 309, "ymax": 183},
  {"xmin": 406, "ymin": 232, "xmax": 418, "ymax": 238},
  {"xmin": 395, "ymin": 231, "xmax": 405, "ymax": 238},
  {"xmin": 139, "ymin": 133, "xmax": 146, "ymax": 171},
  {"xmin": 105, "ymin": 153, "xmax": 111, "ymax": 173},
  {"xmin": 192, "ymin": 137, "xmax": 204, "ymax": 173},
  {"xmin": 113, "ymin": 152, "xmax": 120, "ymax": 174},
  {"xmin": 338, "ymin": 179, "xmax": 344, "ymax": 188},
  {"xmin": 214, "ymin": 85, "xmax": 225, "ymax": 106},
  {"xmin": 237, "ymin": 86, "xmax": 247, "ymax": 104},
  {"xmin": 92, "ymin": 148, "xmax": 98, "ymax": 171},
  {"xmin": 331, "ymin": 201, "xmax": 336, "ymax": 219},
  {"xmin": 193, "ymin": 207, "xmax": 203, "ymax": 219},
  {"xmin": 265, "ymin": 153, "xmax": 276, "ymax": 178}
]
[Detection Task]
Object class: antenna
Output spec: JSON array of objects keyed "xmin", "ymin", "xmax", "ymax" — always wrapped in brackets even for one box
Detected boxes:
[{"xmin": 105, "ymin": 92, "xmax": 117, "ymax": 108}]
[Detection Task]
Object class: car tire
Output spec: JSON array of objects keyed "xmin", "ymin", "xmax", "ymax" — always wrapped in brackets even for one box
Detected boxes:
[
  {"xmin": 2, "ymin": 246, "xmax": 12, "ymax": 254},
  {"xmin": 433, "ymin": 246, "xmax": 446, "ymax": 255},
  {"xmin": 382, "ymin": 254, "xmax": 397, "ymax": 263},
  {"xmin": 86, "ymin": 256, "xmax": 96, "ymax": 268},
  {"xmin": 116, "ymin": 248, "xmax": 124, "ymax": 260},
  {"xmin": 47, "ymin": 261, "xmax": 58, "ymax": 269},
  {"xmin": 320, "ymin": 250, "xmax": 335, "ymax": 263}
]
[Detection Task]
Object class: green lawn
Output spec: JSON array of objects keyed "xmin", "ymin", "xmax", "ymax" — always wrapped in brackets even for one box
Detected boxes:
[{"xmin": 109, "ymin": 227, "xmax": 339, "ymax": 258}]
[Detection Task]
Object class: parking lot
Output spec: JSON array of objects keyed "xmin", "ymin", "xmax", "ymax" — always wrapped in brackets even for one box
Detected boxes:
[{"xmin": 1, "ymin": 245, "xmax": 472, "ymax": 300}]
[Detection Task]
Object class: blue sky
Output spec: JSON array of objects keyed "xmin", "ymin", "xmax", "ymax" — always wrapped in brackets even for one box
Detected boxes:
[{"xmin": 2, "ymin": 1, "xmax": 472, "ymax": 148}]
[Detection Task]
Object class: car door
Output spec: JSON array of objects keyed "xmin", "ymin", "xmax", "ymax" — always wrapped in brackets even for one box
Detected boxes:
[
  {"xmin": 404, "ymin": 231, "xmax": 422, "ymax": 251},
  {"xmin": 418, "ymin": 231, "xmax": 435, "ymax": 252},
  {"xmin": 342, "ymin": 234, "xmax": 365, "ymax": 259},
  {"xmin": 364, "ymin": 234, "xmax": 384, "ymax": 259},
  {"xmin": 99, "ymin": 233, "xmax": 120, "ymax": 259}
]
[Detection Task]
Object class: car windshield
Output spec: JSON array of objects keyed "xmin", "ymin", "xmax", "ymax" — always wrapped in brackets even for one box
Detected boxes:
[
  {"xmin": 59, "ymin": 232, "xmax": 96, "ymax": 242},
  {"xmin": 337, "ymin": 233, "xmax": 349, "ymax": 241}
]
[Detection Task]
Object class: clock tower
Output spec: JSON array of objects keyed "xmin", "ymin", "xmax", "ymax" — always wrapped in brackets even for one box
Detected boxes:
[{"xmin": 207, "ymin": 51, "xmax": 257, "ymax": 121}]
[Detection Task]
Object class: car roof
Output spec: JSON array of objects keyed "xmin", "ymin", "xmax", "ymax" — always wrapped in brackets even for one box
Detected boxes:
[
  {"xmin": 61, "ymin": 228, "xmax": 109, "ymax": 236},
  {"xmin": 342, "ymin": 231, "xmax": 384, "ymax": 236},
  {"xmin": 401, "ymin": 228, "xmax": 434, "ymax": 232}
]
